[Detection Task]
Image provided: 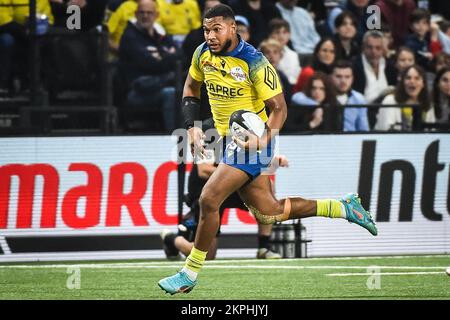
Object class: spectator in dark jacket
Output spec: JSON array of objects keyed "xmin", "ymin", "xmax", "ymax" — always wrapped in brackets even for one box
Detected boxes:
[
  {"xmin": 404, "ymin": 8, "xmax": 440, "ymax": 71},
  {"xmin": 229, "ymin": 0, "xmax": 281, "ymax": 47},
  {"xmin": 333, "ymin": 10, "xmax": 361, "ymax": 61},
  {"xmin": 375, "ymin": 0, "xmax": 416, "ymax": 47},
  {"xmin": 352, "ymin": 31, "xmax": 397, "ymax": 103},
  {"xmin": 119, "ymin": 0, "xmax": 180, "ymax": 132},
  {"xmin": 51, "ymin": 0, "xmax": 109, "ymax": 31},
  {"xmin": 328, "ymin": 0, "xmax": 372, "ymax": 43}
]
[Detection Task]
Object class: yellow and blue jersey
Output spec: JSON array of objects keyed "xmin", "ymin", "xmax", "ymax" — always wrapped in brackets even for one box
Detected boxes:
[{"xmin": 188, "ymin": 38, "xmax": 283, "ymax": 136}]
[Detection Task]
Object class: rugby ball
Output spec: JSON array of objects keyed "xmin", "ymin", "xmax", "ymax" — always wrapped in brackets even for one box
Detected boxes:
[{"xmin": 229, "ymin": 110, "xmax": 266, "ymax": 140}]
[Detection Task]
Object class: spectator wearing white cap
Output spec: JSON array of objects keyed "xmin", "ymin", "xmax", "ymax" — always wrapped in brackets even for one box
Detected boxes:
[{"xmin": 235, "ymin": 15, "xmax": 251, "ymax": 42}]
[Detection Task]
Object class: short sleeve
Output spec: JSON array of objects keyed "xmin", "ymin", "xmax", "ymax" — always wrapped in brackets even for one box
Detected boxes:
[
  {"xmin": 250, "ymin": 55, "xmax": 283, "ymax": 101},
  {"xmin": 188, "ymin": 44, "xmax": 205, "ymax": 82}
]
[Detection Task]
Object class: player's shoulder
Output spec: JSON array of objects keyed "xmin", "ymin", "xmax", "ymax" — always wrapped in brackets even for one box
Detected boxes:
[
  {"xmin": 234, "ymin": 41, "xmax": 269, "ymax": 78},
  {"xmin": 234, "ymin": 41, "xmax": 266, "ymax": 66},
  {"xmin": 193, "ymin": 42, "xmax": 210, "ymax": 59}
]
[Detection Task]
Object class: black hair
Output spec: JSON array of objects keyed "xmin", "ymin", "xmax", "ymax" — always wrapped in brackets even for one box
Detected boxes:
[
  {"xmin": 268, "ymin": 18, "xmax": 290, "ymax": 33},
  {"xmin": 440, "ymin": 20, "xmax": 450, "ymax": 33},
  {"xmin": 432, "ymin": 66, "xmax": 450, "ymax": 119},
  {"xmin": 204, "ymin": 3, "xmax": 235, "ymax": 20},
  {"xmin": 410, "ymin": 8, "xmax": 431, "ymax": 24},
  {"xmin": 334, "ymin": 10, "xmax": 357, "ymax": 29},
  {"xmin": 331, "ymin": 59, "xmax": 353, "ymax": 73},
  {"xmin": 311, "ymin": 37, "xmax": 336, "ymax": 72},
  {"xmin": 395, "ymin": 64, "xmax": 430, "ymax": 112}
]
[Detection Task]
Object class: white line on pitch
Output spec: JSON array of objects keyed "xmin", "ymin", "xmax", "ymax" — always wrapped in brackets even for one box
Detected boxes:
[
  {"xmin": 0, "ymin": 264, "xmax": 446, "ymax": 270},
  {"xmin": 326, "ymin": 271, "xmax": 445, "ymax": 277}
]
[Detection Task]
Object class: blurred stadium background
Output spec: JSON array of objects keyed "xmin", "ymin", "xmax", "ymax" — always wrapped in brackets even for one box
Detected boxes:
[{"xmin": 0, "ymin": 0, "xmax": 449, "ymax": 299}]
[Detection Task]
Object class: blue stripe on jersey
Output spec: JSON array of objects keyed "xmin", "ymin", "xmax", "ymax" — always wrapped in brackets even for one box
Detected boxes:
[{"xmin": 232, "ymin": 41, "xmax": 267, "ymax": 81}]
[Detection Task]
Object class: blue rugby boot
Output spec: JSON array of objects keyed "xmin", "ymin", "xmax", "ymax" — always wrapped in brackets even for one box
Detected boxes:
[
  {"xmin": 340, "ymin": 193, "xmax": 378, "ymax": 236},
  {"xmin": 158, "ymin": 271, "xmax": 197, "ymax": 295}
]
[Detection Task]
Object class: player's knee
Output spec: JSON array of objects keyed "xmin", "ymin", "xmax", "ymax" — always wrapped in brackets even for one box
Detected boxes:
[{"xmin": 199, "ymin": 192, "xmax": 220, "ymax": 214}]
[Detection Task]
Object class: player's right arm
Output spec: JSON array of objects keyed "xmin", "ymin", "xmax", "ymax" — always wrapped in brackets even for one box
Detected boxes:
[
  {"xmin": 182, "ymin": 73, "xmax": 205, "ymax": 157},
  {"xmin": 183, "ymin": 43, "xmax": 208, "ymax": 158}
]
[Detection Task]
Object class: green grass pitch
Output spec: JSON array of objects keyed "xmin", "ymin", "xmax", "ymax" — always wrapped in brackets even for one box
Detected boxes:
[{"xmin": 0, "ymin": 255, "xmax": 449, "ymax": 300}]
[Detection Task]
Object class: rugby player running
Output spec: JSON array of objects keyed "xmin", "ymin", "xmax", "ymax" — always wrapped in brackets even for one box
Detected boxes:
[{"xmin": 158, "ymin": 4, "xmax": 377, "ymax": 295}]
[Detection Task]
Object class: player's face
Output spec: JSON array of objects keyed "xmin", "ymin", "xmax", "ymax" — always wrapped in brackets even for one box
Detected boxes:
[
  {"xmin": 204, "ymin": 16, "xmax": 237, "ymax": 54},
  {"xmin": 332, "ymin": 68, "xmax": 353, "ymax": 94}
]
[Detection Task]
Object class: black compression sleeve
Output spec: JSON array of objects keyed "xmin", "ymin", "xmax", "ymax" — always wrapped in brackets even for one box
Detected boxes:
[{"xmin": 182, "ymin": 96, "xmax": 201, "ymax": 129}]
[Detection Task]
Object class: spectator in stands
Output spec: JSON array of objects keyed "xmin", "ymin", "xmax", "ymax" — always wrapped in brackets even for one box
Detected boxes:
[
  {"xmin": 292, "ymin": 37, "xmax": 336, "ymax": 93},
  {"xmin": 404, "ymin": 8, "xmax": 440, "ymax": 71},
  {"xmin": 155, "ymin": 0, "xmax": 201, "ymax": 47},
  {"xmin": 103, "ymin": 0, "xmax": 126, "ymax": 25},
  {"xmin": 431, "ymin": 66, "xmax": 450, "ymax": 126},
  {"xmin": 395, "ymin": 46, "xmax": 416, "ymax": 80},
  {"xmin": 297, "ymin": 0, "xmax": 327, "ymax": 22},
  {"xmin": 268, "ymin": 18, "xmax": 301, "ymax": 86},
  {"xmin": 429, "ymin": 0, "xmax": 450, "ymax": 22},
  {"xmin": 0, "ymin": 0, "xmax": 53, "ymax": 94},
  {"xmin": 229, "ymin": 0, "xmax": 281, "ymax": 48},
  {"xmin": 107, "ymin": 0, "xmax": 165, "ymax": 55},
  {"xmin": 434, "ymin": 52, "xmax": 450, "ymax": 73},
  {"xmin": 380, "ymin": 23, "xmax": 395, "ymax": 59},
  {"xmin": 119, "ymin": 0, "xmax": 180, "ymax": 132},
  {"xmin": 50, "ymin": 0, "xmax": 109, "ymax": 31},
  {"xmin": 331, "ymin": 60, "xmax": 369, "ymax": 131},
  {"xmin": 352, "ymin": 30, "xmax": 397, "ymax": 104},
  {"xmin": 328, "ymin": 0, "xmax": 371, "ymax": 42},
  {"xmin": 235, "ymin": 15, "xmax": 250, "ymax": 41},
  {"xmin": 290, "ymin": 71, "xmax": 337, "ymax": 131},
  {"xmin": 333, "ymin": 10, "xmax": 360, "ymax": 61},
  {"xmin": 375, "ymin": 0, "xmax": 416, "ymax": 47},
  {"xmin": 431, "ymin": 20, "xmax": 450, "ymax": 55},
  {"xmin": 259, "ymin": 38, "xmax": 291, "ymax": 103},
  {"xmin": 0, "ymin": 0, "xmax": 18, "ymax": 93},
  {"xmin": 107, "ymin": 0, "xmax": 138, "ymax": 53},
  {"xmin": 375, "ymin": 65, "xmax": 434, "ymax": 131},
  {"xmin": 371, "ymin": 46, "xmax": 416, "ymax": 104},
  {"xmin": 15, "ymin": 0, "xmax": 54, "ymax": 26},
  {"xmin": 275, "ymin": 0, "xmax": 320, "ymax": 55}
]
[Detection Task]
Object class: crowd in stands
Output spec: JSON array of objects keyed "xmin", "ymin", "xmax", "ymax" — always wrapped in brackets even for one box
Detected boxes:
[{"xmin": 0, "ymin": 0, "xmax": 449, "ymax": 133}]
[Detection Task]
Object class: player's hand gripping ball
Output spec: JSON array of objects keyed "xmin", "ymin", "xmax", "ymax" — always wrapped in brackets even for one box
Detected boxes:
[{"xmin": 229, "ymin": 110, "xmax": 267, "ymax": 147}]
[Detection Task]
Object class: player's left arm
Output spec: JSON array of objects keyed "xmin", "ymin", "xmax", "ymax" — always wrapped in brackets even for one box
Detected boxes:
[
  {"xmin": 264, "ymin": 92, "xmax": 288, "ymax": 141},
  {"xmin": 233, "ymin": 56, "xmax": 287, "ymax": 150},
  {"xmin": 233, "ymin": 92, "xmax": 287, "ymax": 150}
]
